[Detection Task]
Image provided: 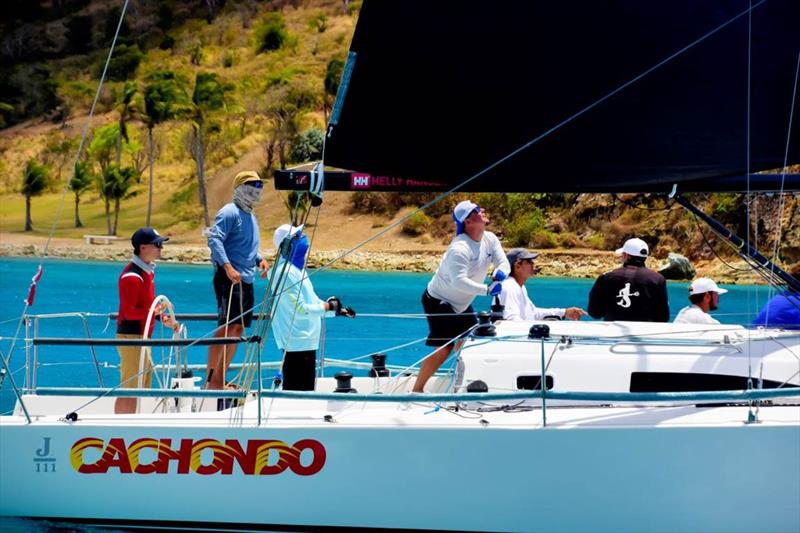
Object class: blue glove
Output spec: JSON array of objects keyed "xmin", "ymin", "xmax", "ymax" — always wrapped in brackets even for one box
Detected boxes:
[
  {"xmin": 493, "ymin": 269, "xmax": 507, "ymax": 282},
  {"xmin": 487, "ymin": 281, "xmax": 502, "ymax": 296}
]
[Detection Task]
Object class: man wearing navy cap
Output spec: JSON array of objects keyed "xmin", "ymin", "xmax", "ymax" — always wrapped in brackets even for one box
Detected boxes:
[
  {"xmin": 500, "ymin": 248, "xmax": 586, "ymax": 321},
  {"xmin": 115, "ymin": 227, "xmax": 178, "ymax": 414}
]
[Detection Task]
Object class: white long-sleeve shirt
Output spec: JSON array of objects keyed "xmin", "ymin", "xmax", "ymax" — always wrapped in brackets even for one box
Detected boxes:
[
  {"xmin": 498, "ymin": 278, "xmax": 565, "ymax": 321},
  {"xmin": 426, "ymin": 231, "xmax": 509, "ymax": 313},
  {"xmin": 673, "ymin": 304, "xmax": 720, "ymax": 325}
]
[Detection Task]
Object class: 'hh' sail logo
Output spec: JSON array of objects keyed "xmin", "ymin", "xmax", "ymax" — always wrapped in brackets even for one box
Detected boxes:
[
  {"xmin": 70, "ymin": 438, "xmax": 326, "ymax": 476},
  {"xmin": 615, "ymin": 283, "xmax": 640, "ymax": 308},
  {"xmin": 352, "ymin": 174, "xmax": 371, "ymax": 189}
]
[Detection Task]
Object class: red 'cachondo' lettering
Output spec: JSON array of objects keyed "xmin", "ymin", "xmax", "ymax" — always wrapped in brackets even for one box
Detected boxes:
[{"xmin": 70, "ymin": 437, "xmax": 326, "ymax": 476}]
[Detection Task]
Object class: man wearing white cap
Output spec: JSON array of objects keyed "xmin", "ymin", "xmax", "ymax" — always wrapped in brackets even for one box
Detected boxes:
[
  {"xmin": 588, "ymin": 237, "xmax": 669, "ymax": 322},
  {"xmin": 270, "ymin": 224, "xmax": 355, "ymax": 391},
  {"xmin": 413, "ymin": 200, "xmax": 510, "ymax": 392},
  {"xmin": 674, "ymin": 277, "xmax": 728, "ymax": 324}
]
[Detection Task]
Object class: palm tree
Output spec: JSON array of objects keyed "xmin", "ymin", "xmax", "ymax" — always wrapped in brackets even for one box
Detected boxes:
[
  {"xmin": 143, "ymin": 71, "xmax": 189, "ymax": 226},
  {"xmin": 21, "ymin": 160, "xmax": 49, "ymax": 231},
  {"xmin": 96, "ymin": 165, "xmax": 139, "ymax": 235},
  {"xmin": 189, "ymin": 72, "xmax": 232, "ymax": 227},
  {"xmin": 111, "ymin": 166, "xmax": 139, "ymax": 235},
  {"xmin": 114, "ymin": 82, "xmax": 139, "ymax": 166},
  {"xmin": 44, "ymin": 135, "xmax": 77, "ymax": 186},
  {"xmin": 68, "ymin": 162, "xmax": 94, "ymax": 228}
]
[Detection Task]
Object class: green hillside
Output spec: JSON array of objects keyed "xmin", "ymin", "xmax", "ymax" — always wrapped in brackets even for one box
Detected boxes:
[{"xmin": 1, "ymin": 0, "xmax": 798, "ymax": 270}]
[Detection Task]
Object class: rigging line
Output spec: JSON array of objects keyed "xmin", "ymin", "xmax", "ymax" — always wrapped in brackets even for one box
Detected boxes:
[
  {"xmin": 1, "ymin": 0, "xmax": 131, "ymax": 386},
  {"xmin": 689, "ymin": 211, "xmax": 753, "ymax": 273},
  {"xmin": 43, "ymin": 0, "xmax": 131, "ymax": 257},
  {"xmin": 765, "ymin": 51, "xmax": 800, "ymax": 324},
  {"xmin": 297, "ymin": 1, "xmax": 768, "ymax": 279},
  {"xmin": 238, "ymin": 192, "xmax": 316, "ymax": 393},
  {"xmin": 684, "ymin": 204, "xmax": 790, "ymax": 291},
  {"xmin": 745, "ymin": 0, "xmax": 754, "ymax": 390},
  {"xmin": 344, "ymin": 336, "xmax": 429, "ymax": 363}
]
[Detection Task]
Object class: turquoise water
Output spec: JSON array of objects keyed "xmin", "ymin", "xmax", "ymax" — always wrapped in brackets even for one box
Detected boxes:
[
  {"xmin": 0, "ymin": 257, "xmax": 779, "ymax": 531},
  {"xmin": 0, "ymin": 256, "xmax": 775, "ymax": 414}
]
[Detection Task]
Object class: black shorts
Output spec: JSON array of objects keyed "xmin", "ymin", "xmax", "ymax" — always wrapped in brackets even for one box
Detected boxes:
[
  {"xmin": 282, "ymin": 350, "xmax": 317, "ymax": 391},
  {"xmin": 213, "ymin": 266, "xmax": 255, "ymax": 327},
  {"xmin": 422, "ymin": 290, "xmax": 477, "ymax": 347}
]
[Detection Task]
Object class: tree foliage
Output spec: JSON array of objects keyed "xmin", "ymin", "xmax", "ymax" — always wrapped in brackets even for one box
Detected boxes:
[
  {"xmin": 114, "ymin": 82, "xmax": 140, "ymax": 164},
  {"xmin": 324, "ymin": 58, "xmax": 344, "ymax": 99},
  {"xmin": 255, "ymin": 13, "xmax": 288, "ymax": 53},
  {"xmin": 103, "ymin": 44, "xmax": 144, "ymax": 81},
  {"xmin": 88, "ymin": 124, "xmax": 121, "ymax": 172},
  {"xmin": 290, "ymin": 128, "xmax": 324, "ymax": 164},
  {"xmin": 2, "ymin": 64, "xmax": 61, "ymax": 126},
  {"xmin": 69, "ymin": 161, "xmax": 94, "ymax": 227},
  {"xmin": 96, "ymin": 165, "xmax": 138, "ymax": 235},
  {"xmin": 323, "ymin": 57, "xmax": 344, "ymax": 124},
  {"xmin": 21, "ymin": 159, "xmax": 49, "ymax": 231},
  {"xmin": 143, "ymin": 70, "xmax": 189, "ymax": 226},
  {"xmin": 143, "ymin": 71, "xmax": 190, "ymax": 127},
  {"xmin": 189, "ymin": 71, "xmax": 233, "ymax": 227}
]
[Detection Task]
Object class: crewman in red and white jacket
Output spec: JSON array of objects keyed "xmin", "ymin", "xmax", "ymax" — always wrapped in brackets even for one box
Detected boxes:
[{"xmin": 115, "ymin": 227, "xmax": 177, "ymax": 414}]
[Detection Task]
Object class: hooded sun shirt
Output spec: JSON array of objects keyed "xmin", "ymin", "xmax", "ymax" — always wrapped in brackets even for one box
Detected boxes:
[{"xmin": 233, "ymin": 185, "xmax": 263, "ymax": 213}]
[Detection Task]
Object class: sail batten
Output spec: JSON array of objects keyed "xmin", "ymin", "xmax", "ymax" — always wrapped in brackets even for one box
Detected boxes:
[{"xmin": 306, "ymin": 0, "xmax": 800, "ymax": 193}]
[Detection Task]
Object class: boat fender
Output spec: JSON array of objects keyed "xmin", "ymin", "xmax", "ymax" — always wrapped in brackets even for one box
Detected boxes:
[
  {"xmin": 334, "ymin": 371, "xmax": 357, "ymax": 393},
  {"xmin": 467, "ymin": 380, "xmax": 489, "ymax": 393},
  {"xmin": 368, "ymin": 353, "xmax": 390, "ymax": 377},
  {"xmin": 64, "ymin": 412, "xmax": 79, "ymax": 422},
  {"xmin": 474, "ymin": 311, "xmax": 496, "ymax": 337},
  {"xmin": 529, "ymin": 324, "xmax": 550, "ymax": 339}
]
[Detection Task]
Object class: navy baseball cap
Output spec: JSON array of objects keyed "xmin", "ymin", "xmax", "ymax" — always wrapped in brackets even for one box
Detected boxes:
[
  {"xmin": 506, "ymin": 248, "xmax": 539, "ymax": 265},
  {"xmin": 131, "ymin": 227, "xmax": 169, "ymax": 248}
]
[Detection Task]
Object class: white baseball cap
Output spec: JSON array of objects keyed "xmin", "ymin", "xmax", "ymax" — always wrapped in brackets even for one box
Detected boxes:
[
  {"xmin": 272, "ymin": 224, "xmax": 304, "ymax": 249},
  {"xmin": 452, "ymin": 200, "xmax": 479, "ymax": 223},
  {"xmin": 615, "ymin": 238, "xmax": 649, "ymax": 257},
  {"xmin": 689, "ymin": 277, "xmax": 728, "ymax": 295}
]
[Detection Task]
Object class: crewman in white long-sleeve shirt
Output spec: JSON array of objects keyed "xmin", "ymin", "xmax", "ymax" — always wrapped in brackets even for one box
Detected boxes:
[
  {"xmin": 413, "ymin": 200, "xmax": 510, "ymax": 392},
  {"xmin": 673, "ymin": 277, "xmax": 727, "ymax": 325},
  {"xmin": 499, "ymin": 248, "xmax": 586, "ymax": 321}
]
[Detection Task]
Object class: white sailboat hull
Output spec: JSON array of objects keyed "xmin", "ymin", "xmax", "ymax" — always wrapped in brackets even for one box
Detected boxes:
[{"xmin": 2, "ymin": 402, "xmax": 799, "ymax": 532}]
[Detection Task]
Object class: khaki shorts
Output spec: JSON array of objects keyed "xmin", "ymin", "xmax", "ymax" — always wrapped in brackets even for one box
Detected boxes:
[{"xmin": 117, "ymin": 333, "xmax": 153, "ymax": 388}]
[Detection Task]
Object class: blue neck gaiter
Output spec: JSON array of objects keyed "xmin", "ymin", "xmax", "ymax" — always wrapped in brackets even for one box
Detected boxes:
[{"xmin": 285, "ymin": 234, "xmax": 309, "ymax": 270}]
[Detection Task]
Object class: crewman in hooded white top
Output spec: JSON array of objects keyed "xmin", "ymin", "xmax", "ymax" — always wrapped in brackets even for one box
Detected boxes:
[
  {"xmin": 413, "ymin": 200, "xmax": 510, "ymax": 392},
  {"xmin": 673, "ymin": 277, "xmax": 728, "ymax": 324}
]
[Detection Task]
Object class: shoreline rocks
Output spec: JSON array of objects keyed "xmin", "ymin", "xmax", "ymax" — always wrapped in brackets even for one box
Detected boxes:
[{"xmin": 0, "ymin": 242, "xmax": 765, "ymax": 283}]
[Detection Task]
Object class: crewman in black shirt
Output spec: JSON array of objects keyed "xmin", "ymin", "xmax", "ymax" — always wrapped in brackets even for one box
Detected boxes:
[{"xmin": 588, "ymin": 238, "xmax": 669, "ymax": 322}]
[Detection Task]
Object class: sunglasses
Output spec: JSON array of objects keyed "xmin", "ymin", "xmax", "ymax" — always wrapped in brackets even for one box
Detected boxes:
[
  {"xmin": 245, "ymin": 181, "xmax": 264, "ymax": 189},
  {"xmin": 143, "ymin": 241, "xmax": 163, "ymax": 249}
]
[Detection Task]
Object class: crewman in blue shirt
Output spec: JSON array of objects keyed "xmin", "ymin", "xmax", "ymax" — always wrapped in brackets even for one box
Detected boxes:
[
  {"xmin": 206, "ymin": 171, "xmax": 269, "ymax": 390},
  {"xmin": 270, "ymin": 224, "xmax": 356, "ymax": 390},
  {"xmin": 752, "ymin": 264, "xmax": 800, "ymax": 330}
]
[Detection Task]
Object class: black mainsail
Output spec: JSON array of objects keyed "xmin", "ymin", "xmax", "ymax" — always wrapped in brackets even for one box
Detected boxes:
[{"xmin": 277, "ymin": 0, "xmax": 799, "ymax": 193}]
